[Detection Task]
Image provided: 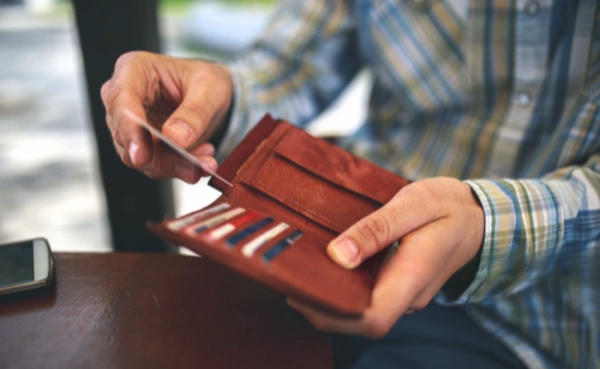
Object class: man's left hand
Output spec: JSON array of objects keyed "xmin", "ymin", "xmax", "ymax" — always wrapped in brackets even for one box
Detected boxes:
[{"xmin": 287, "ymin": 177, "xmax": 484, "ymax": 338}]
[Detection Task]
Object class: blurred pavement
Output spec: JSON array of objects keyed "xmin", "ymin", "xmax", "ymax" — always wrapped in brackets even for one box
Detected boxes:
[
  {"xmin": 0, "ymin": 7, "xmax": 110, "ymax": 252},
  {"xmin": 0, "ymin": 4, "xmax": 369, "ymax": 253}
]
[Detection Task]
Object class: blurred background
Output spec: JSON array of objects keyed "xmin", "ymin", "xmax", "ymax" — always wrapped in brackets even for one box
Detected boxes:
[{"xmin": 0, "ymin": 0, "xmax": 370, "ymax": 253}]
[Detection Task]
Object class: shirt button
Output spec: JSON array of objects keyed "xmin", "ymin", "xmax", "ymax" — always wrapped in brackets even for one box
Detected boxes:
[
  {"xmin": 517, "ymin": 91, "xmax": 532, "ymax": 107},
  {"xmin": 524, "ymin": 0, "xmax": 541, "ymax": 16}
]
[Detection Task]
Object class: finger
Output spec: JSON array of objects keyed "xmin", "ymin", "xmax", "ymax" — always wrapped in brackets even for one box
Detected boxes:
[
  {"xmin": 106, "ymin": 112, "xmax": 125, "ymax": 149},
  {"xmin": 144, "ymin": 141, "xmax": 218, "ymax": 184},
  {"xmin": 287, "ymin": 298, "xmax": 367, "ymax": 335},
  {"xmin": 327, "ymin": 183, "xmax": 446, "ymax": 269},
  {"xmin": 112, "ymin": 93, "xmax": 153, "ymax": 169},
  {"xmin": 287, "ymin": 269, "xmax": 418, "ymax": 338},
  {"xmin": 161, "ymin": 73, "xmax": 231, "ymax": 148},
  {"xmin": 294, "ymin": 223, "xmax": 454, "ymax": 337},
  {"xmin": 382, "ymin": 218, "xmax": 471, "ymax": 312},
  {"xmin": 144, "ymin": 169, "xmax": 170, "ymax": 180},
  {"xmin": 289, "ymin": 221, "xmax": 467, "ymax": 338},
  {"xmin": 189, "ymin": 142, "xmax": 215, "ymax": 157},
  {"xmin": 101, "ymin": 55, "xmax": 155, "ymax": 169},
  {"xmin": 113, "ymin": 139, "xmax": 135, "ymax": 169},
  {"xmin": 100, "ymin": 80, "xmax": 112, "ymax": 108}
]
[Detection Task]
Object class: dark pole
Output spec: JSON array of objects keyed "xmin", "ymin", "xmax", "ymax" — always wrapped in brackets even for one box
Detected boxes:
[{"xmin": 72, "ymin": 0, "xmax": 174, "ymax": 253}]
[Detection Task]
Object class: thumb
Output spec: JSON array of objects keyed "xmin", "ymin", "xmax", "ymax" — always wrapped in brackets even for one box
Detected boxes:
[
  {"xmin": 162, "ymin": 101, "xmax": 209, "ymax": 148},
  {"xmin": 327, "ymin": 209, "xmax": 397, "ymax": 269},
  {"xmin": 161, "ymin": 62, "xmax": 233, "ymax": 148}
]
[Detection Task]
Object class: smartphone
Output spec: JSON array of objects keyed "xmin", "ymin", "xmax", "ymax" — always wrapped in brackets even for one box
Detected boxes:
[{"xmin": 0, "ymin": 238, "xmax": 54, "ymax": 296}]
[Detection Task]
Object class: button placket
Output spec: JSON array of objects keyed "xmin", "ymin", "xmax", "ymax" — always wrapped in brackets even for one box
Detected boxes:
[
  {"xmin": 486, "ymin": 0, "xmax": 551, "ymax": 177},
  {"xmin": 516, "ymin": 90, "xmax": 533, "ymax": 108},
  {"xmin": 524, "ymin": 0, "xmax": 541, "ymax": 16}
]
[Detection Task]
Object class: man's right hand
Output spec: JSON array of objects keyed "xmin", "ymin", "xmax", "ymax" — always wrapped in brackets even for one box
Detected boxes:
[{"xmin": 101, "ymin": 51, "xmax": 233, "ymax": 184}]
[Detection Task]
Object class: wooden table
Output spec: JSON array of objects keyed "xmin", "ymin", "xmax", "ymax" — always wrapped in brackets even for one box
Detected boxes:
[{"xmin": 0, "ymin": 253, "xmax": 331, "ymax": 369}]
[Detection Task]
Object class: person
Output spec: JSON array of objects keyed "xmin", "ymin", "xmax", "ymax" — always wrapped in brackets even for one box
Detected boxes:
[{"xmin": 101, "ymin": 1, "xmax": 600, "ymax": 368}]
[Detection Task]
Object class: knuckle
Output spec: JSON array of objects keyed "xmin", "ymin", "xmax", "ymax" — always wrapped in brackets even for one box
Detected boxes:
[
  {"xmin": 356, "ymin": 215, "xmax": 392, "ymax": 248},
  {"xmin": 100, "ymin": 81, "xmax": 110, "ymax": 102},
  {"xmin": 192, "ymin": 67, "xmax": 211, "ymax": 81},
  {"xmin": 192, "ymin": 69, "xmax": 231, "ymax": 108},
  {"xmin": 102, "ymin": 86, "xmax": 120, "ymax": 111},
  {"xmin": 106, "ymin": 114, "xmax": 125, "ymax": 147},
  {"xmin": 399, "ymin": 182, "xmax": 429, "ymax": 201},
  {"xmin": 178, "ymin": 104, "xmax": 209, "ymax": 127},
  {"xmin": 112, "ymin": 129, "xmax": 124, "ymax": 148},
  {"xmin": 115, "ymin": 51, "xmax": 145, "ymax": 68}
]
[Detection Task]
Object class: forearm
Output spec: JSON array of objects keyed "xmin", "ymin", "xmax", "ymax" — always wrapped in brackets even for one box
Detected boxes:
[{"xmin": 216, "ymin": 0, "xmax": 360, "ymax": 160}]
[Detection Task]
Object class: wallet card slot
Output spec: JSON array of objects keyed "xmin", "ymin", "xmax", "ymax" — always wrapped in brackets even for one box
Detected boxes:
[
  {"xmin": 203, "ymin": 210, "xmax": 262, "ymax": 240},
  {"xmin": 262, "ymin": 229, "xmax": 304, "ymax": 263},
  {"xmin": 224, "ymin": 182, "xmax": 337, "ymax": 244},
  {"xmin": 183, "ymin": 207, "xmax": 246, "ymax": 235},
  {"xmin": 166, "ymin": 202, "xmax": 231, "ymax": 231},
  {"xmin": 226, "ymin": 217, "xmax": 276, "ymax": 247},
  {"xmin": 259, "ymin": 232, "xmax": 372, "ymax": 313},
  {"xmin": 246, "ymin": 153, "xmax": 381, "ymax": 234},
  {"xmin": 240, "ymin": 222, "xmax": 290, "ymax": 257}
]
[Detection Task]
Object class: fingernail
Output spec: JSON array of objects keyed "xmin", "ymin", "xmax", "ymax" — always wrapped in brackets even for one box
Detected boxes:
[
  {"xmin": 175, "ymin": 163, "xmax": 195, "ymax": 184},
  {"xmin": 198, "ymin": 145, "xmax": 215, "ymax": 156},
  {"xmin": 329, "ymin": 238, "xmax": 359, "ymax": 269},
  {"xmin": 128, "ymin": 142, "xmax": 139, "ymax": 166},
  {"xmin": 165, "ymin": 121, "xmax": 193, "ymax": 143}
]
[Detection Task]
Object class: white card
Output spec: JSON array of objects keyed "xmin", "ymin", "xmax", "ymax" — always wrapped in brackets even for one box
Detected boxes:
[{"xmin": 123, "ymin": 109, "xmax": 233, "ymax": 187}]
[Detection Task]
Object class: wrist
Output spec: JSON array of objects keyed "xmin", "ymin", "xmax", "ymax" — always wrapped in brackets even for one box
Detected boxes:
[
  {"xmin": 441, "ymin": 246, "xmax": 482, "ymax": 300},
  {"xmin": 441, "ymin": 183, "xmax": 485, "ymax": 300}
]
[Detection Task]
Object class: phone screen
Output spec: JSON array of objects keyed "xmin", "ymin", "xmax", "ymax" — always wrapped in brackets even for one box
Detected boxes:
[{"xmin": 0, "ymin": 240, "xmax": 34, "ymax": 288}]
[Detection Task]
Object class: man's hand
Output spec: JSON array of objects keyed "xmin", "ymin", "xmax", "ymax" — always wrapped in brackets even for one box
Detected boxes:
[
  {"xmin": 101, "ymin": 51, "xmax": 233, "ymax": 183},
  {"xmin": 287, "ymin": 177, "xmax": 484, "ymax": 338}
]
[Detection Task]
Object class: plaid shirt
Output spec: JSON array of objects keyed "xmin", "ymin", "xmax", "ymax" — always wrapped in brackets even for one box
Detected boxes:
[{"xmin": 223, "ymin": 1, "xmax": 600, "ymax": 368}]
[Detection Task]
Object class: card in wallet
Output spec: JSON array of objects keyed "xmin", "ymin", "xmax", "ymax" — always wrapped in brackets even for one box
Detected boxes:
[{"xmin": 148, "ymin": 114, "xmax": 410, "ymax": 316}]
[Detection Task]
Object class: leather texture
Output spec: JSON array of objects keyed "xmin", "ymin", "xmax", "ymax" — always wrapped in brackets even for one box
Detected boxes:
[{"xmin": 149, "ymin": 115, "xmax": 410, "ymax": 315}]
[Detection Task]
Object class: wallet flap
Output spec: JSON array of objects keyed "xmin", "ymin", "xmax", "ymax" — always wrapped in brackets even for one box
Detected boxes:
[
  {"xmin": 273, "ymin": 128, "xmax": 408, "ymax": 205},
  {"xmin": 209, "ymin": 114, "xmax": 280, "ymax": 192},
  {"xmin": 246, "ymin": 154, "xmax": 381, "ymax": 234}
]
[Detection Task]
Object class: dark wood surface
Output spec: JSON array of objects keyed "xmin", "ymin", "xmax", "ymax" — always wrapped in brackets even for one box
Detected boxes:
[{"xmin": 0, "ymin": 253, "xmax": 331, "ymax": 369}]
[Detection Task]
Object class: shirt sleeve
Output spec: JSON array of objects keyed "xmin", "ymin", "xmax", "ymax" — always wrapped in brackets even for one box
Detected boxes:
[
  {"xmin": 216, "ymin": 0, "xmax": 360, "ymax": 161},
  {"xmin": 437, "ymin": 153, "xmax": 600, "ymax": 304}
]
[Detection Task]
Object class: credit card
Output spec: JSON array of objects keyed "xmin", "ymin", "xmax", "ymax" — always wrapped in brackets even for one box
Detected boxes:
[
  {"xmin": 123, "ymin": 109, "xmax": 233, "ymax": 187},
  {"xmin": 241, "ymin": 223, "xmax": 290, "ymax": 257},
  {"xmin": 188, "ymin": 207, "xmax": 246, "ymax": 234},
  {"xmin": 206, "ymin": 211, "xmax": 262, "ymax": 240},
  {"xmin": 167, "ymin": 203, "xmax": 231, "ymax": 231}
]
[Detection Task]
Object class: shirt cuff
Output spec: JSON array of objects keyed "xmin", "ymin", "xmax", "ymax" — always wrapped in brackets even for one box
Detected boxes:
[
  {"xmin": 438, "ymin": 177, "xmax": 572, "ymax": 305},
  {"xmin": 214, "ymin": 62, "xmax": 253, "ymax": 163},
  {"xmin": 436, "ymin": 179, "xmax": 498, "ymax": 304}
]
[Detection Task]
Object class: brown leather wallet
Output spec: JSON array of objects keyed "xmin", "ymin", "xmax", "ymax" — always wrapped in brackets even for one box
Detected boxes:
[{"xmin": 148, "ymin": 114, "xmax": 409, "ymax": 315}]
